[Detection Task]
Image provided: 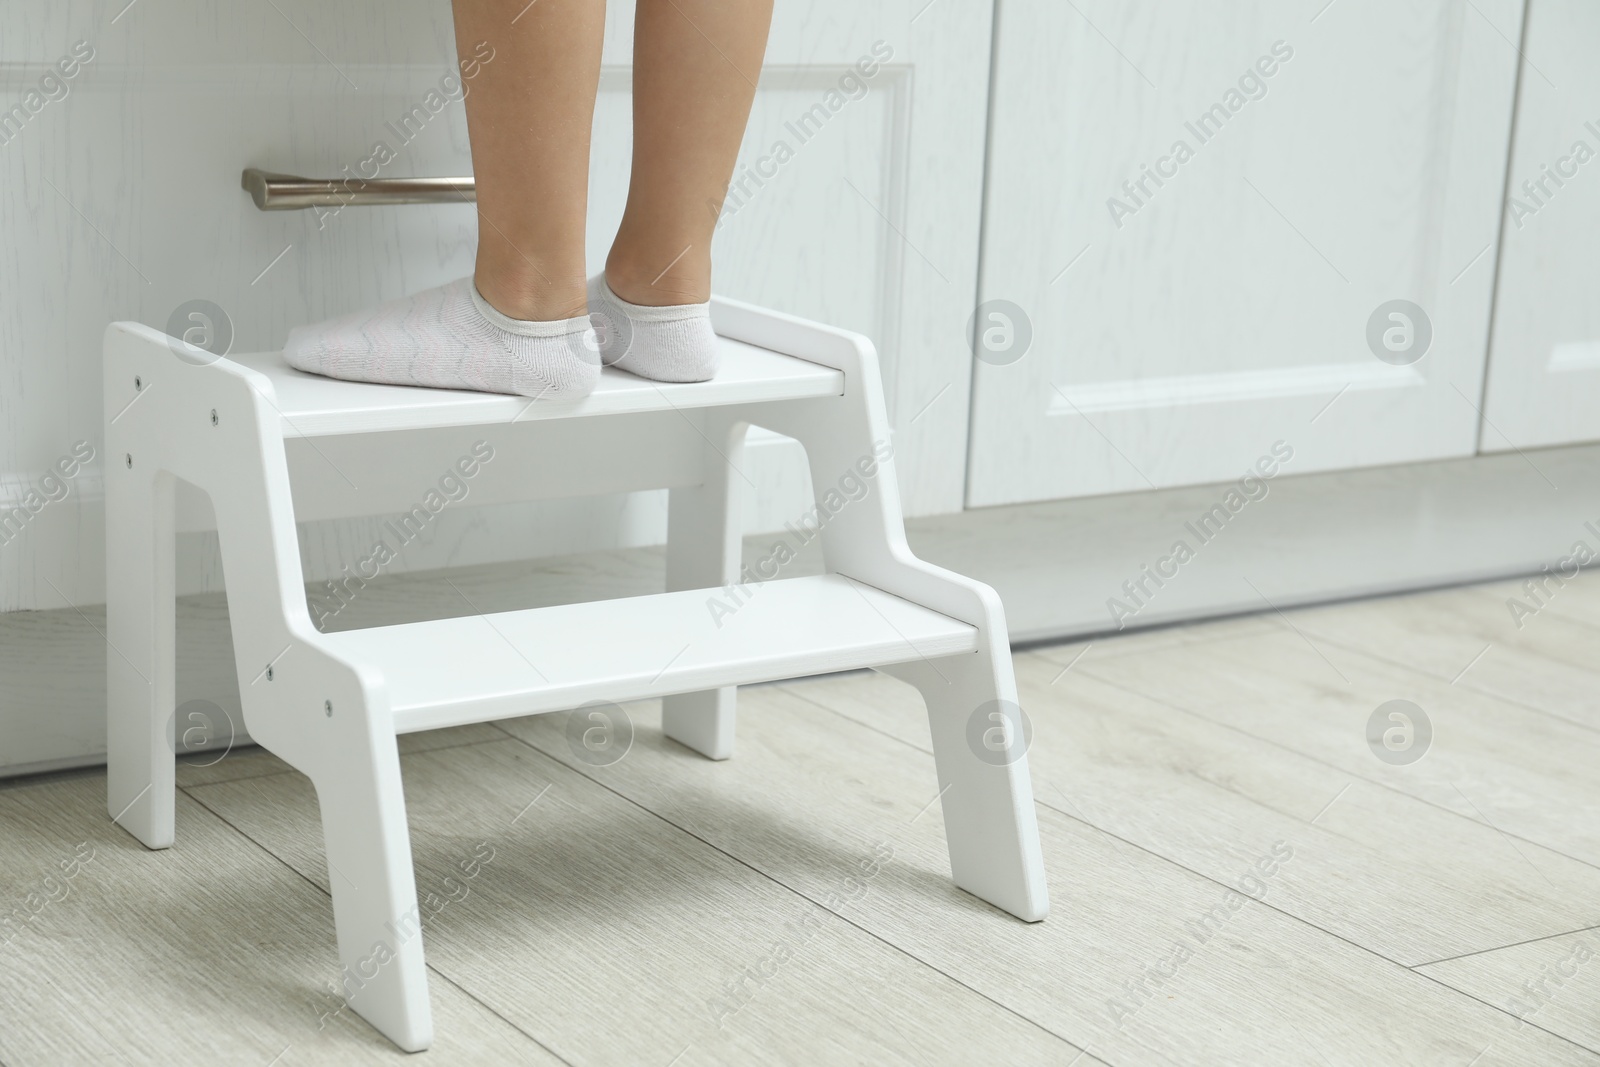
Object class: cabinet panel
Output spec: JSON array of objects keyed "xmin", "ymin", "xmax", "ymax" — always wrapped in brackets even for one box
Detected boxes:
[
  {"xmin": 969, "ymin": 0, "xmax": 1522, "ymax": 506},
  {"xmin": 1481, "ymin": 0, "xmax": 1600, "ymax": 451},
  {"xmin": 0, "ymin": 0, "xmax": 993, "ymax": 611}
]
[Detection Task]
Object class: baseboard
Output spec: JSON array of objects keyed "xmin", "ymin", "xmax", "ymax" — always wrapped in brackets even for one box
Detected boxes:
[
  {"xmin": 4, "ymin": 441, "xmax": 1597, "ymax": 777},
  {"xmin": 912, "ymin": 442, "xmax": 1600, "ymax": 643}
]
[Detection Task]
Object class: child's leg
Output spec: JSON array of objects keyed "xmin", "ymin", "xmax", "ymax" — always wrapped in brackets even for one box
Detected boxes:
[
  {"xmin": 459, "ymin": 0, "xmax": 604, "ymax": 322},
  {"xmin": 589, "ymin": 0, "xmax": 773, "ymax": 382},
  {"xmin": 283, "ymin": 0, "xmax": 607, "ymax": 400}
]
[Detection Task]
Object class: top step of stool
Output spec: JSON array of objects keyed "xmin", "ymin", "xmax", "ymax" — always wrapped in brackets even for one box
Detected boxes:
[{"xmin": 227, "ymin": 334, "xmax": 844, "ymax": 439}]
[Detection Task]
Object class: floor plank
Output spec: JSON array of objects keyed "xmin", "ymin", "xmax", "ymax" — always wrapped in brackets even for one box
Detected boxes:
[
  {"xmin": 1282, "ymin": 576, "xmax": 1600, "ymax": 733},
  {"xmin": 1537, "ymin": 567, "xmax": 1600, "ymax": 630},
  {"xmin": 185, "ymin": 740, "xmax": 1082, "ymax": 1067},
  {"xmin": 498, "ymin": 691, "xmax": 1600, "ymax": 1066},
  {"xmin": 1069, "ymin": 624, "xmax": 1600, "ymax": 873},
  {"xmin": 1419, "ymin": 927, "xmax": 1600, "ymax": 1056},
  {"xmin": 782, "ymin": 655, "xmax": 1600, "ymax": 966},
  {"xmin": 174, "ymin": 722, "xmax": 507, "ymax": 789},
  {"xmin": 0, "ymin": 776, "xmax": 556, "ymax": 1066}
]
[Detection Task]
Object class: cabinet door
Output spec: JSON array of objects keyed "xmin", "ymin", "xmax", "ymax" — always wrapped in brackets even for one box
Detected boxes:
[
  {"xmin": 0, "ymin": 2, "xmax": 995, "ymax": 772},
  {"xmin": 1481, "ymin": 0, "xmax": 1600, "ymax": 450},
  {"xmin": 0, "ymin": 0, "xmax": 992, "ymax": 613},
  {"xmin": 967, "ymin": 0, "xmax": 1523, "ymax": 506}
]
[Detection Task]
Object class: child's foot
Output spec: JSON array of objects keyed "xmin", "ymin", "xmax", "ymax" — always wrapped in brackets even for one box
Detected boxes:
[
  {"xmin": 284, "ymin": 278, "xmax": 600, "ymax": 400},
  {"xmin": 586, "ymin": 273, "xmax": 719, "ymax": 383}
]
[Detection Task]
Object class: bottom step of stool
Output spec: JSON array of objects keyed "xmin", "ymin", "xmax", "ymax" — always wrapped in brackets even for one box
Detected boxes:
[{"xmin": 317, "ymin": 574, "xmax": 979, "ymax": 733}]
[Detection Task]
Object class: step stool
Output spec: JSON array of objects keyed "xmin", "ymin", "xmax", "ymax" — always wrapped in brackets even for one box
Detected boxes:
[{"xmin": 103, "ymin": 297, "xmax": 1048, "ymax": 1051}]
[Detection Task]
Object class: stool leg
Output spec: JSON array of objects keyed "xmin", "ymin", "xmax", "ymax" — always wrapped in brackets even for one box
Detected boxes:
[
  {"xmin": 662, "ymin": 415, "xmax": 747, "ymax": 760},
  {"xmin": 106, "ymin": 467, "xmax": 177, "ymax": 849},
  {"xmin": 887, "ymin": 650, "xmax": 1049, "ymax": 922},
  {"xmin": 315, "ymin": 727, "xmax": 433, "ymax": 1051}
]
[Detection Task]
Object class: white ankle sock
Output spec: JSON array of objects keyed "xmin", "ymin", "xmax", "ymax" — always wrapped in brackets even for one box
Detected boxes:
[
  {"xmin": 283, "ymin": 278, "xmax": 600, "ymax": 400},
  {"xmin": 586, "ymin": 274, "xmax": 719, "ymax": 383}
]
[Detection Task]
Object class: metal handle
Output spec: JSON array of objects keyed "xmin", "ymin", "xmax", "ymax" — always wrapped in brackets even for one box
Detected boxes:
[{"xmin": 241, "ymin": 168, "xmax": 475, "ymax": 210}]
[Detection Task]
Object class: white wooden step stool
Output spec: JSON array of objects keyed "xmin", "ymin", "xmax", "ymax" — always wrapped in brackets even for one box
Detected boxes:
[{"xmin": 103, "ymin": 297, "xmax": 1048, "ymax": 1051}]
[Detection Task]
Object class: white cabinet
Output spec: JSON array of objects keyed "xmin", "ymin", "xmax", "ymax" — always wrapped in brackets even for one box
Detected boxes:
[
  {"xmin": 1482, "ymin": 0, "xmax": 1600, "ymax": 451},
  {"xmin": 0, "ymin": 1, "xmax": 995, "ymax": 774},
  {"xmin": 1, "ymin": 0, "xmax": 1588, "ymax": 778},
  {"xmin": 967, "ymin": 0, "xmax": 1524, "ymax": 506},
  {"xmin": 0, "ymin": 0, "xmax": 994, "ymax": 613}
]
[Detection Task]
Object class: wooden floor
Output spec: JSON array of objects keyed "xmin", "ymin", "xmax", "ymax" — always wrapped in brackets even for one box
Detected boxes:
[{"xmin": 5, "ymin": 570, "xmax": 1600, "ymax": 1066}]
